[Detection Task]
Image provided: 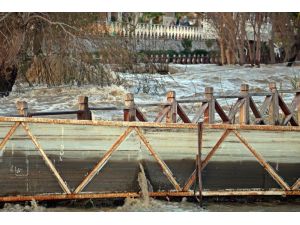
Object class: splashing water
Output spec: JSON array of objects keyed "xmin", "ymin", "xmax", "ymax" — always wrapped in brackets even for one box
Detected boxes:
[
  {"xmin": 137, "ymin": 163, "xmax": 150, "ymax": 206},
  {"xmin": 114, "ymin": 163, "xmax": 204, "ymax": 212},
  {"xmin": 1, "ymin": 200, "xmax": 46, "ymax": 212}
]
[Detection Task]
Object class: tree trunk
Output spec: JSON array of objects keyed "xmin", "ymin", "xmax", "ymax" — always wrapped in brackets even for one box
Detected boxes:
[
  {"xmin": 238, "ymin": 14, "xmax": 246, "ymax": 65},
  {"xmin": 269, "ymin": 39, "xmax": 276, "ymax": 64},
  {"xmin": 225, "ymin": 48, "xmax": 231, "ymax": 64},
  {"xmin": 255, "ymin": 14, "xmax": 262, "ymax": 67},
  {"xmin": 219, "ymin": 38, "xmax": 226, "ymax": 65},
  {"xmin": 247, "ymin": 41, "xmax": 254, "ymax": 65},
  {"xmin": 269, "ymin": 13, "xmax": 276, "ymax": 64},
  {"xmin": 238, "ymin": 41, "xmax": 245, "ymax": 65}
]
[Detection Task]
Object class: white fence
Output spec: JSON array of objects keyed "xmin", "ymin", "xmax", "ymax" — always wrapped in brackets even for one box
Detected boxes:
[
  {"xmin": 104, "ymin": 22, "xmax": 216, "ymax": 40},
  {"xmin": 89, "ymin": 21, "xmax": 271, "ymax": 42}
]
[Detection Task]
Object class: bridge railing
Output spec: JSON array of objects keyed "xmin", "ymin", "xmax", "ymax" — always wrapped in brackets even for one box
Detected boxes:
[{"xmin": 2, "ymin": 82, "xmax": 300, "ymax": 127}]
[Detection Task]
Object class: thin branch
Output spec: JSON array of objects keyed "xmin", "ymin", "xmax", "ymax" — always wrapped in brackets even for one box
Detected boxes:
[
  {"xmin": 25, "ymin": 14, "xmax": 79, "ymax": 38},
  {"xmin": 0, "ymin": 13, "xmax": 12, "ymax": 23}
]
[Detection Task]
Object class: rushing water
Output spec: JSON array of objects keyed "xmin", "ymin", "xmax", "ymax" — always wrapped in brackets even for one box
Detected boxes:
[
  {"xmin": 0, "ymin": 64, "xmax": 300, "ymax": 212},
  {"xmin": 1, "ymin": 64, "xmax": 300, "ymax": 121}
]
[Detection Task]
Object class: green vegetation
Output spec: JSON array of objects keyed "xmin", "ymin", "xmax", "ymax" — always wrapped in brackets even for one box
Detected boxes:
[{"xmin": 181, "ymin": 39, "xmax": 193, "ymax": 52}]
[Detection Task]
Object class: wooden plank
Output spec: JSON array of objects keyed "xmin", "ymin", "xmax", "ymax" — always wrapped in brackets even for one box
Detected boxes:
[{"xmin": 177, "ymin": 103, "xmax": 191, "ymax": 123}]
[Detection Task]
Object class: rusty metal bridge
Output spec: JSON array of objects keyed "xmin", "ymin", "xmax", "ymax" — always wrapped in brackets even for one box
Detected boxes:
[{"xmin": 0, "ymin": 82, "xmax": 299, "ymax": 203}]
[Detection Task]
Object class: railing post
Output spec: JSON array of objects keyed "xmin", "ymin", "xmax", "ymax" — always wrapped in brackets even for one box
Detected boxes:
[
  {"xmin": 239, "ymin": 84, "xmax": 250, "ymax": 124},
  {"xmin": 269, "ymin": 82, "xmax": 280, "ymax": 125},
  {"xmin": 124, "ymin": 93, "xmax": 136, "ymax": 121},
  {"xmin": 166, "ymin": 91, "xmax": 177, "ymax": 123},
  {"xmin": 77, "ymin": 96, "xmax": 92, "ymax": 120},
  {"xmin": 16, "ymin": 101, "xmax": 29, "ymax": 117},
  {"xmin": 204, "ymin": 87, "xmax": 215, "ymax": 124}
]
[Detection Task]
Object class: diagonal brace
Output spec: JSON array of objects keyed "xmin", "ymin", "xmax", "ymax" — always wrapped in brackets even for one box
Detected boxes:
[
  {"xmin": 183, "ymin": 129, "xmax": 231, "ymax": 191},
  {"xmin": 134, "ymin": 127, "xmax": 181, "ymax": 191},
  {"xmin": 232, "ymin": 130, "xmax": 291, "ymax": 191},
  {"xmin": 21, "ymin": 122, "xmax": 71, "ymax": 194},
  {"xmin": 0, "ymin": 122, "xmax": 20, "ymax": 152},
  {"xmin": 291, "ymin": 179, "xmax": 300, "ymax": 190},
  {"xmin": 74, "ymin": 127, "xmax": 134, "ymax": 194}
]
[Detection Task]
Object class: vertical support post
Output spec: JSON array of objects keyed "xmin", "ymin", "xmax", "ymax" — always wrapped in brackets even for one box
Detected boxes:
[
  {"xmin": 197, "ymin": 122, "xmax": 203, "ymax": 207},
  {"xmin": 269, "ymin": 82, "xmax": 280, "ymax": 125},
  {"xmin": 16, "ymin": 101, "xmax": 29, "ymax": 117},
  {"xmin": 296, "ymin": 82, "xmax": 300, "ymax": 124},
  {"xmin": 77, "ymin": 96, "xmax": 92, "ymax": 120},
  {"xmin": 204, "ymin": 87, "xmax": 215, "ymax": 124},
  {"xmin": 166, "ymin": 91, "xmax": 177, "ymax": 123},
  {"xmin": 239, "ymin": 84, "xmax": 250, "ymax": 124},
  {"xmin": 124, "ymin": 93, "xmax": 136, "ymax": 121}
]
